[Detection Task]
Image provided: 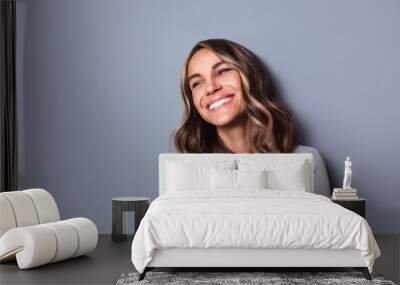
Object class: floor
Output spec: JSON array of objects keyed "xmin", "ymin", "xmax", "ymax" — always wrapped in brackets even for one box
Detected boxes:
[{"xmin": 0, "ymin": 234, "xmax": 398, "ymax": 285}]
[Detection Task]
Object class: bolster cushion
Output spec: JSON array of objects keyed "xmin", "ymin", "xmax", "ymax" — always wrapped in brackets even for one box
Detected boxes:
[{"xmin": 0, "ymin": 218, "xmax": 98, "ymax": 269}]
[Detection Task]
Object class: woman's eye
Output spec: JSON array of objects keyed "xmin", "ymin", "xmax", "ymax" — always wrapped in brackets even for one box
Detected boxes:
[
  {"xmin": 218, "ymin": 68, "xmax": 231, "ymax": 75},
  {"xmin": 192, "ymin": 82, "xmax": 201, "ymax": 89}
]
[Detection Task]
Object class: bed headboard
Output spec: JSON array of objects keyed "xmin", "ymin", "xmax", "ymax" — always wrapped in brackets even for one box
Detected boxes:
[{"xmin": 159, "ymin": 153, "xmax": 313, "ymax": 196}]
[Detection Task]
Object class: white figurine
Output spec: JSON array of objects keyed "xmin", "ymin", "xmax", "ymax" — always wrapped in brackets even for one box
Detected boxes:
[{"xmin": 342, "ymin": 156, "xmax": 352, "ymax": 189}]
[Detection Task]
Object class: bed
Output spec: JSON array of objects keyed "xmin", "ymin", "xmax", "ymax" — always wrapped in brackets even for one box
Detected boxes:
[{"xmin": 131, "ymin": 153, "xmax": 381, "ymax": 280}]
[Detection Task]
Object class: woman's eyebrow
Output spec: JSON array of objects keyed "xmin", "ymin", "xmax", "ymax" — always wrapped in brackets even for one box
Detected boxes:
[{"xmin": 188, "ymin": 61, "xmax": 226, "ymax": 83}]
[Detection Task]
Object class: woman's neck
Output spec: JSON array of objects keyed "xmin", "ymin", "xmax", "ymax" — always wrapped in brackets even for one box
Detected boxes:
[{"xmin": 216, "ymin": 116, "xmax": 250, "ymax": 153}]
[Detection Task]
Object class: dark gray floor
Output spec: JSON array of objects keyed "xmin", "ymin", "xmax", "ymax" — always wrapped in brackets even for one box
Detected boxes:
[
  {"xmin": 0, "ymin": 234, "xmax": 399, "ymax": 285},
  {"xmin": 375, "ymin": 234, "xmax": 400, "ymax": 284}
]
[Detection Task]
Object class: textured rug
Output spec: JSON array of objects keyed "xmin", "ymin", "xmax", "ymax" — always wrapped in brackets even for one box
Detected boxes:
[{"xmin": 116, "ymin": 271, "xmax": 396, "ymax": 285}]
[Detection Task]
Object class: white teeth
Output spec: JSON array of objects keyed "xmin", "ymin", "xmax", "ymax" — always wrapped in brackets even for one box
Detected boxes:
[{"xmin": 209, "ymin": 97, "xmax": 232, "ymax": 111}]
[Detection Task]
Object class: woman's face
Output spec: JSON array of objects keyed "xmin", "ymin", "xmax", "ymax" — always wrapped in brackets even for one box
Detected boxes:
[{"xmin": 187, "ymin": 48, "xmax": 246, "ymax": 127}]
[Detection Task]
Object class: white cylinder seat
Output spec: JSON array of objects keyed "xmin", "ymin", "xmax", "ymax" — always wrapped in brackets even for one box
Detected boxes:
[{"xmin": 0, "ymin": 189, "xmax": 98, "ymax": 269}]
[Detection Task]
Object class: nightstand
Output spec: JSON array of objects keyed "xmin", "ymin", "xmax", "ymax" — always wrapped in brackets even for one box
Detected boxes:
[
  {"xmin": 332, "ymin": 198, "xmax": 366, "ymax": 218},
  {"xmin": 112, "ymin": 197, "xmax": 150, "ymax": 242}
]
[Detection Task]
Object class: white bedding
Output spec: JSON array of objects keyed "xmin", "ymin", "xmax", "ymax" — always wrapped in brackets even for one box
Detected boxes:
[{"xmin": 131, "ymin": 189, "xmax": 380, "ymax": 273}]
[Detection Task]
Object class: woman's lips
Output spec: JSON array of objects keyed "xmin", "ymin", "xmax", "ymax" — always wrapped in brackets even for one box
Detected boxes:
[{"xmin": 208, "ymin": 94, "xmax": 234, "ymax": 112}]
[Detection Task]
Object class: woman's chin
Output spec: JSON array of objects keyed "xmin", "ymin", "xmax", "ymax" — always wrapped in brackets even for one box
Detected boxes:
[
  {"xmin": 208, "ymin": 115, "xmax": 238, "ymax": 128},
  {"xmin": 208, "ymin": 109, "xmax": 247, "ymax": 128}
]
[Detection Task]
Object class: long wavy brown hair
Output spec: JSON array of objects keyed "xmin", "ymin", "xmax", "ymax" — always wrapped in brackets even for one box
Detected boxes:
[{"xmin": 173, "ymin": 38, "xmax": 298, "ymax": 153}]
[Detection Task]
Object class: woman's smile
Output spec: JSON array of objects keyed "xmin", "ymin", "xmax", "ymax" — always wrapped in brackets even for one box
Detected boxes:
[{"xmin": 207, "ymin": 94, "xmax": 235, "ymax": 112}]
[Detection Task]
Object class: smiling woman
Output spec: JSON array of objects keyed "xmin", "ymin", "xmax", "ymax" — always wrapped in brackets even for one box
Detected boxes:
[{"xmin": 173, "ymin": 38, "xmax": 298, "ymax": 154}]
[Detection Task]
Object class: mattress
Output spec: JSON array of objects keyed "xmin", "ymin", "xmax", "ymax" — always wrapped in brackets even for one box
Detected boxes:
[{"xmin": 131, "ymin": 189, "xmax": 380, "ymax": 273}]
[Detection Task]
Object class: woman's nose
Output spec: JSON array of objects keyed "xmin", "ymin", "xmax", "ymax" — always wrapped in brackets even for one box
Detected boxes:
[{"xmin": 205, "ymin": 80, "xmax": 222, "ymax": 96}]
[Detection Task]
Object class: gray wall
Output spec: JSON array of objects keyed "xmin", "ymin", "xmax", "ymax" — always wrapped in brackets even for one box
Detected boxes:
[{"xmin": 16, "ymin": 0, "xmax": 400, "ymax": 233}]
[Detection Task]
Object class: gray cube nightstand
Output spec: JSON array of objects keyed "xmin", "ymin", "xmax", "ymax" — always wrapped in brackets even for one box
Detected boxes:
[
  {"xmin": 332, "ymin": 198, "xmax": 366, "ymax": 218},
  {"xmin": 112, "ymin": 197, "xmax": 150, "ymax": 242}
]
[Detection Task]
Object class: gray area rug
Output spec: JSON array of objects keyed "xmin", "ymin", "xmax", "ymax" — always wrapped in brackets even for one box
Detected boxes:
[{"xmin": 116, "ymin": 271, "xmax": 396, "ymax": 285}]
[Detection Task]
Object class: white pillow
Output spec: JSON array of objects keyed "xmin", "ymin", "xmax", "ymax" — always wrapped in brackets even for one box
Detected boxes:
[
  {"xmin": 238, "ymin": 159, "xmax": 309, "ymax": 191},
  {"xmin": 211, "ymin": 168, "xmax": 236, "ymax": 189},
  {"xmin": 166, "ymin": 159, "xmax": 235, "ymax": 192},
  {"xmin": 236, "ymin": 169, "xmax": 267, "ymax": 189},
  {"xmin": 267, "ymin": 162, "xmax": 307, "ymax": 191},
  {"xmin": 166, "ymin": 162, "xmax": 209, "ymax": 191},
  {"xmin": 211, "ymin": 168, "xmax": 268, "ymax": 190}
]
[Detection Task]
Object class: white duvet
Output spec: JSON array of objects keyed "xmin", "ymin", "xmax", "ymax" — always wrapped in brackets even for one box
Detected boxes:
[{"xmin": 131, "ymin": 189, "xmax": 380, "ymax": 273}]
